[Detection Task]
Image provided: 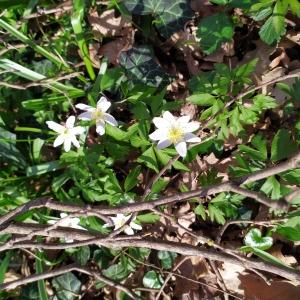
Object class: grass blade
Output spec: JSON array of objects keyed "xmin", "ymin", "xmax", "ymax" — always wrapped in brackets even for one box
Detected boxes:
[
  {"xmin": 0, "ymin": 251, "xmax": 11, "ymax": 284},
  {"xmin": 0, "ymin": 18, "xmax": 69, "ymax": 69},
  {"xmin": 0, "ymin": 59, "xmax": 83, "ymax": 93},
  {"xmin": 71, "ymin": 0, "xmax": 96, "ymax": 80},
  {"xmin": 35, "ymin": 250, "xmax": 49, "ymax": 300}
]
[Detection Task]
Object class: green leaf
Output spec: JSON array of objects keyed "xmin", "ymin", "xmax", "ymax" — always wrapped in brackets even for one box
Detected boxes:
[
  {"xmin": 244, "ymin": 228, "xmax": 273, "ymax": 250},
  {"xmin": 238, "ymin": 134, "xmax": 268, "ymax": 161},
  {"xmin": 124, "ymin": 165, "xmax": 142, "ymax": 192},
  {"xmin": 124, "ymin": 0, "xmax": 193, "ymax": 37},
  {"xmin": 138, "ymin": 146, "xmax": 159, "ymax": 173},
  {"xmin": 234, "ymin": 58, "xmax": 258, "ymax": 78},
  {"xmin": 186, "ymin": 93, "xmax": 217, "ymax": 106},
  {"xmin": 276, "ymin": 226, "xmax": 300, "ymax": 241},
  {"xmin": 137, "ymin": 213, "xmax": 160, "ymax": 223},
  {"xmin": 142, "ymin": 270, "xmax": 164, "ymax": 289},
  {"xmin": 103, "ymin": 262, "xmax": 132, "ymax": 281},
  {"xmin": 0, "ymin": 251, "xmax": 11, "ymax": 284},
  {"xmin": 197, "ymin": 13, "xmax": 234, "ymax": 54},
  {"xmin": 281, "ymin": 169, "xmax": 300, "ymax": 184},
  {"xmin": 35, "ymin": 250, "xmax": 49, "ymax": 300},
  {"xmin": 26, "ymin": 161, "xmax": 62, "ymax": 176},
  {"xmin": 52, "ymin": 273, "xmax": 81, "ymax": 300},
  {"xmin": 157, "ymin": 251, "xmax": 178, "ymax": 269},
  {"xmin": 208, "ymin": 204, "xmax": 226, "ymax": 224},
  {"xmin": 260, "ymin": 176, "xmax": 282, "ymax": 200},
  {"xmin": 251, "ymin": 247, "xmax": 290, "ymax": 268},
  {"xmin": 194, "ymin": 204, "xmax": 206, "ymax": 220},
  {"xmin": 73, "ymin": 246, "xmax": 90, "ymax": 266},
  {"xmin": 270, "ymin": 129, "xmax": 298, "ymax": 161},
  {"xmin": 251, "ymin": 94, "xmax": 277, "ymax": 112},
  {"xmin": 259, "ymin": 0, "xmax": 288, "ymax": 45},
  {"xmin": 119, "ymin": 45, "xmax": 170, "ymax": 87}
]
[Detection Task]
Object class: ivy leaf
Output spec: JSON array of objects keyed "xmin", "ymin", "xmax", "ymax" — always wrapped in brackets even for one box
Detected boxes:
[
  {"xmin": 119, "ymin": 45, "xmax": 170, "ymax": 87},
  {"xmin": 157, "ymin": 251, "xmax": 178, "ymax": 269},
  {"xmin": 52, "ymin": 273, "xmax": 81, "ymax": 300},
  {"xmin": 270, "ymin": 129, "xmax": 298, "ymax": 162},
  {"xmin": 143, "ymin": 270, "xmax": 164, "ymax": 289},
  {"xmin": 124, "ymin": 0, "xmax": 193, "ymax": 38},
  {"xmin": 197, "ymin": 13, "xmax": 234, "ymax": 54},
  {"xmin": 244, "ymin": 228, "xmax": 273, "ymax": 250}
]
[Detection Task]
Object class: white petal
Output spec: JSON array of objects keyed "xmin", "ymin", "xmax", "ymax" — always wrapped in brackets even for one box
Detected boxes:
[
  {"xmin": 124, "ymin": 226, "xmax": 134, "ymax": 235},
  {"xmin": 60, "ymin": 213, "xmax": 68, "ymax": 218},
  {"xmin": 104, "ymin": 113, "xmax": 118, "ymax": 126},
  {"xmin": 75, "ymin": 103, "xmax": 93, "ymax": 111},
  {"xmin": 78, "ymin": 111, "xmax": 93, "ymax": 121},
  {"xmin": 48, "ymin": 220, "xmax": 56, "ymax": 225},
  {"xmin": 96, "ymin": 121, "xmax": 105, "ymax": 135},
  {"xmin": 182, "ymin": 121, "xmax": 199, "ymax": 133},
  {"xmin": 63, "ymin": 137, "xmax": 72, "ymax": 152},
  {"xmin": 71, "ymin": 135, "xmax": 80, "ymax": 148},
  {"xmin": 46, "ymin": 121, "xmax": 64, "ymax": 133},
  {"xmin": 97, "ymin": 97, "xmax": 111, "ymax": 112},
  {"xmin": 153, "ymin": 117, "xmax": 170, "ymax": 129},
  {"xmin": 157, "ymin": 139, "xmax": 172, "ymax": 150},
  {"xmin": 184, "ymin": 133, "xmax": 201, "ymax": 143},
  {"xmin": 163, "ymin": 111, "xmax": 176, "ymax": 123},
  {"xmin": 149, "ymin": 129, "xmax": 168, "ymax": 141},
  {"xmin": 53, "ymin": 135, "xmax": 65, "ymax": 147},
  {"xmin": 175, "ymin": 141, "xmax": 187, "ymax": 157},
  {"xmin": 71, "ymin": 126, "xmax": 85, "ymax": 135},
  {"xmin": 178, "ymin": 115, "xmax": 190, "ymax": 124},
  {"xmin": 130, "ymin": 221, "xmax": 142, "ymax": 231},
  {"xmin": 66, "ymin": 116, "xmax": 75, "ymax": 129}
]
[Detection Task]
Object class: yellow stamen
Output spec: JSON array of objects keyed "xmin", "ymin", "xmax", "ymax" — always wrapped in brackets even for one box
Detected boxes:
[
  {"xmin": 92, "ymin": 109, "xmax": 104, "ymax": 120},
  {"xmin": 168, "ymin": 126, "xmax": 184, "ymax": 144}
]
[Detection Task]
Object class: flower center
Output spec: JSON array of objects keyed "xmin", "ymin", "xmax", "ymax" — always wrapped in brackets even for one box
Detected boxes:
[
  {"xmin": 168, "ymin": 126, "xmax": 184, "ymax": 144},
  {"xmin": 63, "ymin": 128, "xmax": 70, "ymax": 136},
  {"xmin": 92, "ymin": 109, "xmax": 104, "ymax": 120}
]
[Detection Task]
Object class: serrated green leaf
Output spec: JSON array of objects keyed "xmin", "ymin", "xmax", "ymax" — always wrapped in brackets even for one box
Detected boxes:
[
  {"xmin": 186, "ymin": 93, "xmax": 216, "ymax": 106},
  {"xmin": 281, "ymin": 169, "xmax": 300, "ymax": 185},
  {"xmin": 138, "ymin": 146, "xmax": 159, "ymax": 173},
  {"xmin": 208, "ymin": 204, "xmax": 226, "ymax": 224},
  {"xmin": 197, "ymin": 13, "xmax": 234, "ymax": 54},
  {"xmin": 270, "ymin": 129, "xmax": 298, "ymax": 162},
  {"xmin": 194, "ymin": 204, "xmax": 206, "ymax": 220}
]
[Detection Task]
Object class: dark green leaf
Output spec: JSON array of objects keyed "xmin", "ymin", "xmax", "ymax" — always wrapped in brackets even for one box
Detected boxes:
[
  {"xmin": 52, "ymin": 273, "xmax": 81, "ymax": 300},
  {"xmin": 244, "ymin": 228, "xmax": 273, "ymax": 250},
  {"xmin": 142, "ymin": 270, "xmax": 163, "ymax": 289},
  {"xmin": 157, "ymin": 251, "xmax": 178, "ymax": 269},
  {"xmin": 124, "ymin": 165, "xmax": 142, "ymax": 192}
]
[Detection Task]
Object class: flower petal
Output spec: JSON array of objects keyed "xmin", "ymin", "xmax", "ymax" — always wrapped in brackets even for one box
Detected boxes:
[
  {"xmin": 130, "ymin": 221, "xmax": 142, "ymax": 231},
  {"xmin": 124, "ymin": 226, "xmax": 134, "ymax": 235},
  {"xmin": 63, "ymin": 137, "xmax": 72, "ymax": 152},
  {"xmin": 104, "ymin": 113, "xmax": 118, "ymax": 126},
  {"xmin": 149, "ymin": 129, "xmax": 168, "ymax": 141},
  {"xmin": 46, "ymin": 121, "xmax": 64, "ymax": 133},
  {"xmin": 53, "ymin": 135, "xmax": 65, "ymax": 147},
  {"xmin": 157, "ymin": 139, "xmax": 172, "ymax": 150},
  {"xmin": 66, "ymin": 116, "xmax": 75, "ymax": 129},
  {"xmin": 71, "ymin": 135, "xmax": 80, "ymax": 148},
  {"xmin": 96, "ymin": 120, "xmax": 105, "ymax": 135},
  {"xmin": 175, "ymin": 141, "xmax": 187, "ymax": 157},
  {"xmin": 178, "ymin": 115, "xmax": 190, "ymax": 124},
  {"xmin": 71, "ymin": 126, "xmax": 85, "ymax": 135},
  {"xmin": 153, "ymin": 117, "xmax": 170, "ymax": 129},
  {"xmin": 75, "ymin": 103, "xmax": 93, "ymax": 111},
  {"xmin": 78, "ymin": 111, "xmax": 93, "ymax": 121},
  {"xmin": 163, "ymin": 111, "xmax": 176, "ymax": 123},
  {"xmin": 97, "ymin": 96, "xmax": 111, "ymax": 112},
  {"xmin": 182, "ymin": 121, "xmax": 199, "ymax": 133},
  {"xmin": 184, "ymin": 133, "xmax": 201, "ymax": 143}
]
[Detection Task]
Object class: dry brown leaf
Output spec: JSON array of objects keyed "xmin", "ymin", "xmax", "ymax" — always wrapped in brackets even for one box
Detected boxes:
[
  {"xmin": 286, "ymin": 31, "xmax": 300, "ymax": 45},
  {"xmin": 269, "ymin": 47, "xmax": 289, "ymax": 70},
  {"xmin": 269, "ymin": 244, "xmax": 297, "ymax": 267},
  {"xmin": 88, "ymin": 9, "xmax": 131, "ymax": 38},
  {"xmin": 240, "ymin": 273, "xmax": 300, "ymax": 300}
]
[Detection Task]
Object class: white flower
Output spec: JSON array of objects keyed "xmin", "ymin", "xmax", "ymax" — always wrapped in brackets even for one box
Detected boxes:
[
  {"xmin": 46, "ymin": 116, "xmax": 84, "ymax": 152},
  {"xmin": 149, "ymin": 111, "xmax": 201, "ymax": 157},
  {"xmin": 76, "ymin": 97, "xmax": 118, "ymax": 135},
  {"xmin": 48, "ymin": 213, "xmax": 86, "ymax": 243},
  {"xmin": 104, "ymin": 213, "xmax": 142, "ymax": 235}
]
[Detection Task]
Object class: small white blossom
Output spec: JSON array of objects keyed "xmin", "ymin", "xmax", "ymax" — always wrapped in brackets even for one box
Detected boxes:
[
  {"xmin": 48, "ymin": 213, "xmax": 86, "ymax": 243},
  {"xmin": 104, "ymin": 213, "xmax": 142, "ymax": 235},
  {"xmin": 149, "ymin": 111, "xmax": 201, "ymax": 157},
  {"xmin": 76, "ymin": 97, "xmax": 118, "ymax": 135},
  {"xmin": 46, "ymin": 116, "xmax": 84, "ymax": 152}
]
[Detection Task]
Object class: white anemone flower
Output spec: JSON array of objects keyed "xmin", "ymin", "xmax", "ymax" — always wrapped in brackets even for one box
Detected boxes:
[
  {"xmin": 149, "ymin": 111, "xmax": 201, "ymax": 157},
  {"xmin": 46, "ymin": 116, "xmax": 84, "ymax": 152},
  {"xmin": 104, "ymin": 213, "xmax": 142, "ymax": 235},
  {"xmin": 76, "ymin": 97, "xmax": 118, "ymax": 135},
  {"xmin": 48, "ymin": 213, "xmax": 86, "ymax": 243}
]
